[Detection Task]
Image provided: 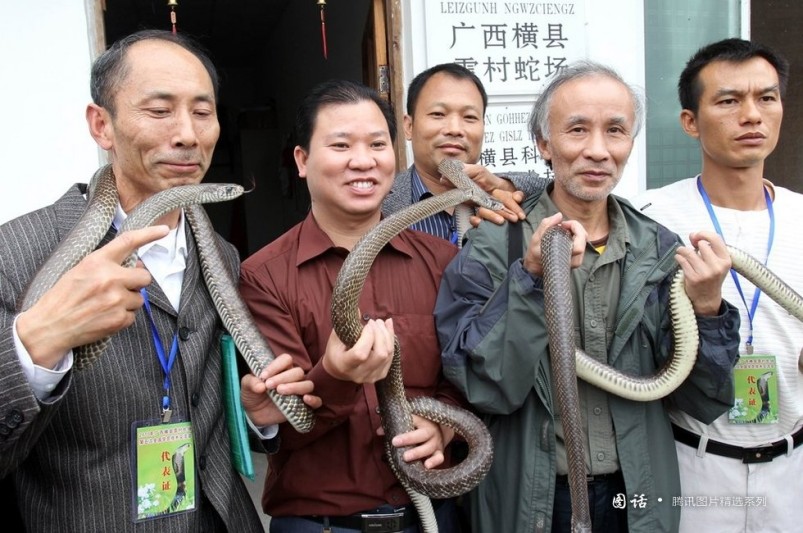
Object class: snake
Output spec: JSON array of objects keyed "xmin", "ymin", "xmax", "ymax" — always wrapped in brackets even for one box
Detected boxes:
[
  {"xmin": 184, "ymin": 203, "xmax": 315, "ymax": 432},
  {"xmin": 19, "ymin": 165, "xmax": 119, "ymax": 313},
  {"xmin": 329, "ymin": 159, "xmax": 500, "ymax": 533},
  {"xmin": 541, "ymin": 225, "xmax": 803, "ymax": 532},
  {"xmin": 19, "ymin": 165, "xmax": 315, "ymax": 433}
]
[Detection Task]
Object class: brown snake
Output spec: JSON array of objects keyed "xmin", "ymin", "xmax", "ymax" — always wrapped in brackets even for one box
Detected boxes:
[
  {"xmin": 541, "ymin": 224, "xmax": 803, "ymax": 532},
  {"xmin": 330, "ymin": 159, "xmax": 499, "ymax": 532},
  {"xmin": 19, "ymin": 166, "xmax": 315, "ymax": 432},
  {"xmin": 541, "ymin": 226, "xmax": 593, "ymax": 532}
]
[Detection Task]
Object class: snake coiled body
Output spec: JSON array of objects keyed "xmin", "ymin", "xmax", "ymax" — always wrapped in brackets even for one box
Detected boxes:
[
  {"xmin": 330, "ymin": 160, "xmax": 500, "ymax": 532},
  {"xmin": 74, "ymin": 179, "xmax": 246, "ymax": 369},
  {"xmin": 541, "ymin": 225, "xmax": 803, "ymax": 532},
  {"xmin": 19, "ymin": 166, "xmax": 118, "ymax": 313},
  {"xmin": 19, "ymin": 166, "xmax": 314, "ymax": 432}
]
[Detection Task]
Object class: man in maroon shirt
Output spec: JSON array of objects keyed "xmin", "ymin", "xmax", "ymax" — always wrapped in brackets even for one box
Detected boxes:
[{"xmin": 239, "ymin": 80, "xmax": 465, "ymax": 532}]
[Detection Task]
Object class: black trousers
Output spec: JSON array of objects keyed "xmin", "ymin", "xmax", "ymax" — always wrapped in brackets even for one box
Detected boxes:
[
  {"xmin": 0, "ymin": 476, "xmax": 24, "ymax": 533},
  {"xmin": 551, "ymin": 472, "xmax": 628, "ymax": 533}
]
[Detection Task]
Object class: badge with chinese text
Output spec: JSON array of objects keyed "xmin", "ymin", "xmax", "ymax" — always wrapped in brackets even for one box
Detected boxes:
[
  {"xmin": 728, "ymin": 355, "xmax": 779, "ymax": 424},
  {"xmin": 132, "ymin": 420, "xmax": 196, "ymax": 521}
]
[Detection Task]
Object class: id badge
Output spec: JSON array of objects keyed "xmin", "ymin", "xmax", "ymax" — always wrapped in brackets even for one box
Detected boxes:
[
  {"xmin": 131, "ymin": 419, "xmax": 196, "ymax": 522},
  {"xmin": 728, "ymin": 355, "xmax": 779, "ymax": 424}
]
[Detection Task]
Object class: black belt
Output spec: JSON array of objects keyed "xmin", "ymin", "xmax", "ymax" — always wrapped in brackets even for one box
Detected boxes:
[
  {"xmin": 304, "ymin": 501, "xmax": 444, "ymax": 533},
  {"xmin": 556, "ymin": 471, "xmax": 621, "ymax": 484},
  {"xmin": 672, "ymin": 423, "xmax": 803, "ymax": 464}
]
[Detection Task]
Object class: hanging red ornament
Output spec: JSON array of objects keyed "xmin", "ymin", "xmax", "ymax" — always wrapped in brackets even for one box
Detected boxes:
[
  {"xmin": 317, "ymin": 0, "xmax": 328, "ymax": 59},
  {"xmin": 167, "ymin": 0, "xmax": 179, "ymax": 34}
]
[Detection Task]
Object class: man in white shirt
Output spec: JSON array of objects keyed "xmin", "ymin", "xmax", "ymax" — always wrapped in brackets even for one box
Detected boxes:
[{"xmin": 635, "ymin": 38, "xmax": 803, "ymax": 532}]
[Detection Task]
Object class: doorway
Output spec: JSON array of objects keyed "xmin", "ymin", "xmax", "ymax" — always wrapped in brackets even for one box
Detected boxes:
[
  {"xmin": 95, "ymin": 0, "xmax": 396, "ymax": 257},
  {"xmin": 752, "ymin": 0, "xmax": 803, "ymax": 194}
]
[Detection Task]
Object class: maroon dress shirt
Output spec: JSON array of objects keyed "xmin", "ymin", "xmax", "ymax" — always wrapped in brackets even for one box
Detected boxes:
[{"xmin": 240, "ymin": 213, "xmax": 467, "ymax": 517}]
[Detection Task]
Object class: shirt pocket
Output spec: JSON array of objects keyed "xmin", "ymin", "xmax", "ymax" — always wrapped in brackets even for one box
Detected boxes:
[{"xmin": 392, "ymin": 313, "xmax": 442, "ymax": 390}]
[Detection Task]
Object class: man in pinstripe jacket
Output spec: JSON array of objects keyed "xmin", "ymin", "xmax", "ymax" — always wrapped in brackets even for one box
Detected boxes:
[
  {"xmin": 0, "ymin": 30, "xmax": 316, "ymax": 532},
  {"xmin": 383, "ymin": 63, "xmax": 549, "ymax": 242}
]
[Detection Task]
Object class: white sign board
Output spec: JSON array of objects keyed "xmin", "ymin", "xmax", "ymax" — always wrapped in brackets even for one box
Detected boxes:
[{"xmin": 422, "ymin": 0, "xmax": 587, "ymax": 177}]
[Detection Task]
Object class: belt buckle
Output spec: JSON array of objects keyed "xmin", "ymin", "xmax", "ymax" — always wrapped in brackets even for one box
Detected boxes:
[
  {"xmin": 360, "ymin": 511, "xmax": 405, "ymax": 533},
  {"xmin": 742, "ymin": 444, "xmax": 779, "ymax": 463}
]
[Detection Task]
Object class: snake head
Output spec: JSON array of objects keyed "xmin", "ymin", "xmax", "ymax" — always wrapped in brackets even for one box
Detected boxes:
[{"xmin": 437, "ymin": 159, "xmax": 506, "ymax": 211}]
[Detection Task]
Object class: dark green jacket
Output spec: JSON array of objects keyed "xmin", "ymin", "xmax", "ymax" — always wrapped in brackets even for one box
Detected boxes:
[{"xmin": 434, "ymin": 191, "xmax": 739, "ymax": 533}]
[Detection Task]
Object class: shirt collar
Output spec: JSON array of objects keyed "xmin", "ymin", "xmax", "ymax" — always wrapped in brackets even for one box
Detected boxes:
[
  {"xmin": 410, "ymin": 167, "xmax": 434, "ymax": 202},
  {"xmin": 603, "ymin": 194, "xmax": 630, "ymax": 259},
  {"xmin": 295, "ymin": 212, "xmax": 416, "ymax": 267},
  {"xmin": 535, "ymin": 183, "xmax": 631, "ymax": 253}
]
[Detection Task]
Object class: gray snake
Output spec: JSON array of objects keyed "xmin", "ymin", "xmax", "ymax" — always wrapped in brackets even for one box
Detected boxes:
[
  {"xmin": 329, "ymin": 159, "xmax": 500, "ymax": 532},
  {"xmin": 19, "ymin": 165, "xmax": 315, "ymax": 433},
  {"xmin": 541, "ymin": 225, "xmax": 803, "ymax": 532}
]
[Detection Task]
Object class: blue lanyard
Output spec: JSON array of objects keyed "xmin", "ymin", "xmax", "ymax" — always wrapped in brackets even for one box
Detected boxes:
[
  {"xmin": 449, "ymin": 226, "xmax": 459, "ymax": 245},
  {"xmin": 140, "ymin": 288, "xmax": 179, "ymax": 420},
  {"xmin": 696, "ymin": 176, "xmax": 774, "ymax": 352}
]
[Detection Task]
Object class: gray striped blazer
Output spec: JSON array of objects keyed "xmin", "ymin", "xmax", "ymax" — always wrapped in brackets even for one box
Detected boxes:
[{"xmin": 0, "ymin": 179, "xmax": 264, "ymax": 532}]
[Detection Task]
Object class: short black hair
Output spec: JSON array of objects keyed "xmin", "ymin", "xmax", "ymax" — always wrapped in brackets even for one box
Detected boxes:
[
  {"xmin": 678, "ymin": 38, "xmax": 789, "ymax": 114},
  {"xmin": 406, "ymin": 63, "xmax": 488, "ymax": 117},
  {"xmin": 90, "ymin": 29, "xmax": 219, "ymax": 116},
  {"xmin": 295, "ymin": 79, "xmax": 397, "ymax": 151}
]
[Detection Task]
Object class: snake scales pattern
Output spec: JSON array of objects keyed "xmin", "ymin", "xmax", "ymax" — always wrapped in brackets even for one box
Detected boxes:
[
  {"xmin": 541, "ymin": 224, "xmax": 803, "ymax": 532},
  {"xmin": 541, "ymin": 226, "xmax": 593, "ymax": 532},
  {"xmin": 19, "ymin": 165, "xmax": 314, "ymax": 432},
  {"xmin": 184, "ymin": 204, "xmax": 314, "ymax": 432},
  {"xmin": 329, "ymin": 159, "xmax": 500, "ymax": 532}
]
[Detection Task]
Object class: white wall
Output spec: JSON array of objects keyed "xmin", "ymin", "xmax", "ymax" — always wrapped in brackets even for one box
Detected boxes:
[
  {"xmin": 0, "ymin": 2, "xmax": 97, "ymax": 225},
  {"xmin": 0, "ymin": 0, "xmax": 739, "ymax": 226},
  {"xmin": 402, "ymin": 0, "xmax": 646, "ymax": 198}
]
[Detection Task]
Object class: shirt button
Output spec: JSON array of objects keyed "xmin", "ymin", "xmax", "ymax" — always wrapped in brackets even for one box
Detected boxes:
[
  {"xmin": 597, "ymin": 452, "xmax": 605, "ymax": 461},
  {"xmin": 590, "ymin": 320, "xmax": 597, "ymax": 328},
  {"xmin": 375, "ymin": 406, "xmax": 381, "ymax": 414},
  {"xmin": 589, "ymin": 274, "xmax": 596, "ymax": 282},
  {"xmin": 179, "ymin": 327, "xmax": 192, "ymax": 341},
  {"xmin": 362, "ymin": 313, "xmax": 371, "ymax": 321},
  {"xmin": 191, "ymin": 393, "xmax": 200, "ymax": 406},
  {"xmin": 593, "ymin": 407, "xmax": 602, "ymax": 415}
]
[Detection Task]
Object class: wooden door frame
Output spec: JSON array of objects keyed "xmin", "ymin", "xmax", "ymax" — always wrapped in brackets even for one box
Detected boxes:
[
  {"xmin": 85, "ymin": 0, "xmax": 106, "ymax": 61},
  {"xmin": 85, "ymin": 0, "xmax": 406, "ymax": 169},
  {"xmin": 386, "ymin": 0, "xmax": 407, "ymax": 170}
]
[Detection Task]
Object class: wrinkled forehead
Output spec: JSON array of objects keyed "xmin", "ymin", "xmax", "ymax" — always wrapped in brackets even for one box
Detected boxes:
[
  {"xmin": 696, "ymin": 57, "xmax": 781, "ymax": 97},
  {"xmin": 123, "ymin": 40, "xmax": 213, "ymax": 87},
  {"xmin": 551, "ymin": 75, "xmax": 636, "ymax": 123}
]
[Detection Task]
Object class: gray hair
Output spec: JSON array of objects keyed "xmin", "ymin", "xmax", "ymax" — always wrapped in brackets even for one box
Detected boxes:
[{"xmin": 528, "ymin": 61, "xmax": 644, "ymax": 143}]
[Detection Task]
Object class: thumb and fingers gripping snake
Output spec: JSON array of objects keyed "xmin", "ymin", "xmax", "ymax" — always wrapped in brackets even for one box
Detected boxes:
[{"xmin": 329, "ymin": 159, "xmax": 500, "ymax": 532}]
